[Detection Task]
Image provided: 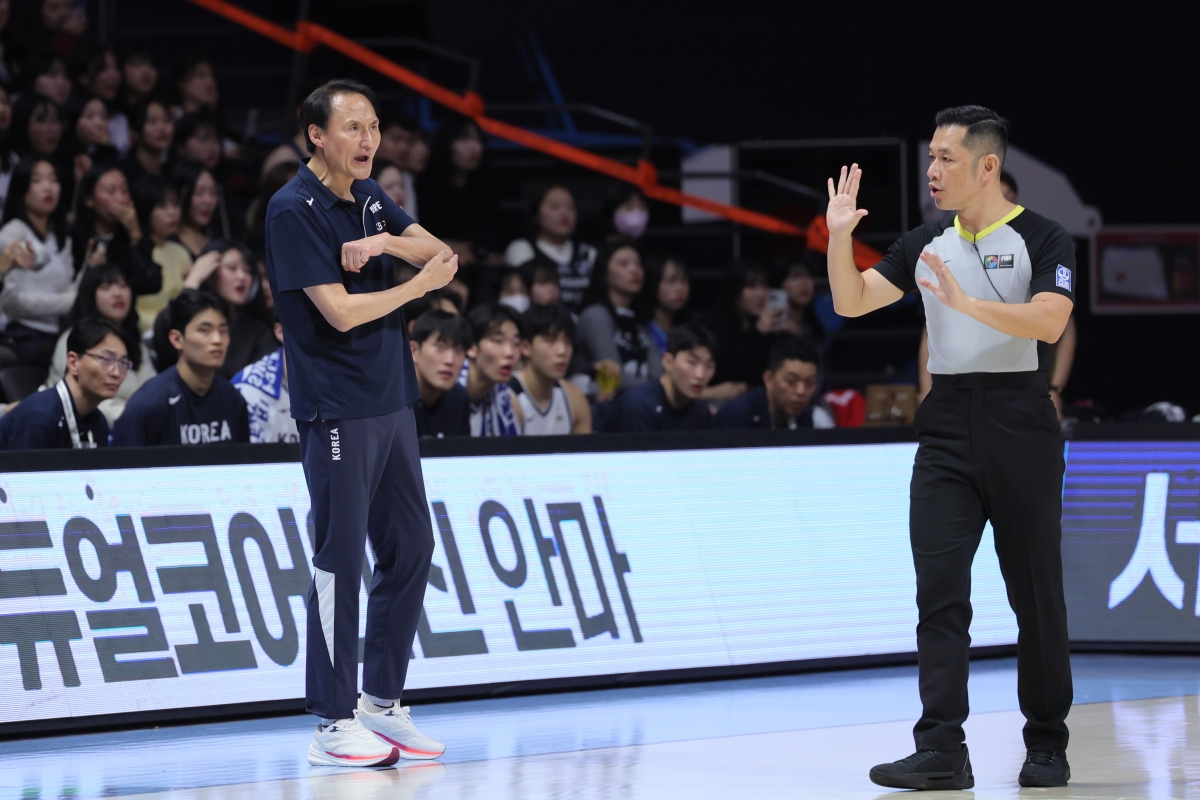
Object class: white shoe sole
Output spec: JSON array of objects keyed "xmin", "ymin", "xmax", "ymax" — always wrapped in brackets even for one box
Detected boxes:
[
  {"xmin": 369, "ymin": 730, "xmax": 446, "ymax": 761},
  {"xmin": 307, "ymin": 741, "xmax": 400, "ymax": 768}
]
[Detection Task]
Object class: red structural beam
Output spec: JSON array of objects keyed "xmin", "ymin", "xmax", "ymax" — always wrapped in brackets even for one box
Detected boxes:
[{"xmin": 187, "ymin": 0, "xmax": 885, "ymax": 265}]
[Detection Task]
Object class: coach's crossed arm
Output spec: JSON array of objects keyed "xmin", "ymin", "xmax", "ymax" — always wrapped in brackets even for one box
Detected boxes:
[
  {"xmin": 305, "ymin": 249, "xmax": 458, "ymax": 333},
  {"xmin": 339, "ymin": 223, "xmax": 449, "ymax": 273}
]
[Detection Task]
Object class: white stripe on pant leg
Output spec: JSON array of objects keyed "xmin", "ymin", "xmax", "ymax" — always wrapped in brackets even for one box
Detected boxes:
[{"xmin": 313, "ymin": 568, "xmax": 336, "ymax": 667}]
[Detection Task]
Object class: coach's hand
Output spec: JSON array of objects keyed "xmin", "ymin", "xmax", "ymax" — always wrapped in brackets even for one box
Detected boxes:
[
  {"xmin": 415, "ymin": 249, "xmax": 459, "ymax": 293},
  {"xmin": 918, "ymin": 250, "xmax": 972, "ymax": 313},
  {"xmin": 826, "ymin": 164, "xmax": 868, "ymax": 237},
  {"xmin": 341, "ymin": 234, "xmax": 388, "ymax": 273}
]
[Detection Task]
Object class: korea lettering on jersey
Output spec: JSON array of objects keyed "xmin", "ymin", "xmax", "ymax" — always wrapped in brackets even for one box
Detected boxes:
[{"xmin": 179, "ymin": 420, "xmax": 234, "ymax": 444}]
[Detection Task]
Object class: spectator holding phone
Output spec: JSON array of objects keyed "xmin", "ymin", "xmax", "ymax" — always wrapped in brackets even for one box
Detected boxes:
[
  {"xmin": 605, "ymin": 323, "xmax": 716, "ymax": 432},
  {"xmin": 71, "ymin": 162, "xmax": 162, "ymax": 298},
  {"xmin": 577, "ymin": 241, "xmax": 659, "ymax": 400},
  {"xmin": 703, "ymin": 260, "xmax": 781, "ymax": 390},
  {"xmin": 715, "ymin": 336, "xmax": 834, "ymax": 430},
  {"xmin": 409, "ymin": 308, "xmax": 471, "ymax": 438}
]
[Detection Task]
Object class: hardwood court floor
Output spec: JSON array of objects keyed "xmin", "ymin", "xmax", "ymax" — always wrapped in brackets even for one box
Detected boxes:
[{"xmin": 2, "ymin": 655, "xmax": 1197, "ymax": 799}]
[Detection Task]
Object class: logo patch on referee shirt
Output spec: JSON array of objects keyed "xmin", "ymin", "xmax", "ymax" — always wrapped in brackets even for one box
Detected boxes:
[
  {"xmin": 1056, "ymin": 265, "xmax": 1072, "ymax": 291},
  {"xmin": 983, "ymin": 254, "xmax": 1014, "ymax": 269}
]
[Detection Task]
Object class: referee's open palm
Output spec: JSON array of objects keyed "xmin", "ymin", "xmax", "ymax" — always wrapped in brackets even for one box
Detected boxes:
[{"xmin": 826, "ymin": 164, "xmax": 869, "ymax": 237}]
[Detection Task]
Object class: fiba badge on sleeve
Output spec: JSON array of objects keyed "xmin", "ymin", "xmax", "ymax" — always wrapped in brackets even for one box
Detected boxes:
[{"xmin": 1056, "ymin": 265, "xmax": 1072, "ymax": 291}]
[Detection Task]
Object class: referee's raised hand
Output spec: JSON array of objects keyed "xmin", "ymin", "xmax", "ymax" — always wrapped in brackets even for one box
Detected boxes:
[{"xmin": 826, "ymin": 163, "xmax": 869, "ymax": 237}]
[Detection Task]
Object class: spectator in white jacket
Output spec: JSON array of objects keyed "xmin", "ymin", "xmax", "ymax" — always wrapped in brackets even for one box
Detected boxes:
[{"xmin": 0, "ymin": 157, "xmax": 76, "ymax": 368}]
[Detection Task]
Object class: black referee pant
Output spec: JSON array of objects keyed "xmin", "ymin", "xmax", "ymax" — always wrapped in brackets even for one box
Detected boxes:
[
  {"xmin": 298, "ymin": 406, "xmax": 434, "ymax": 721},
  {"xmin": 910, "ymin": 371, "xmax": 1072, "ymax": 754}
]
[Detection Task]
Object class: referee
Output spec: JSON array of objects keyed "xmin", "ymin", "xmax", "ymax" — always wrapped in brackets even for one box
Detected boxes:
[
  {"xmin": 264, "ymin": 80, "xmax": 457, "ymax": 768},
  {"xmin": 826, "ymin": 106, "xmax": 1074, "ymax": 790}
]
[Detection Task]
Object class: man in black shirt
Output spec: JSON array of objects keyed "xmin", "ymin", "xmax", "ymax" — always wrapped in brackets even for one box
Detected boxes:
[
  {"xmin": 409, "ymin": 309, "xmax": 470, "ymax": 438},
  {"xmin": 112, "ymin": 290, "xmax": 250, "ymax": 446},
  {"xmin": 608, "ymin": 323, "xmax": 714, "ymax": 432},
  {"xmin": 0, "ymin": 320, "xmax": 129, "ymax": 450},
  {"xmin": 715, "ymin": 336, "xmax": 834, "ymax": 430}
]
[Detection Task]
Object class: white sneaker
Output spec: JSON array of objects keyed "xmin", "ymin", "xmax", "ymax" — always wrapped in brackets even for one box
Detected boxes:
[
  {"xmin": 307, "ymin": 712, "xmax": 401, "ymax": 767},
  {"xmin": 357, "ymin": 698, "xmax": 446, "ymax": 760}
]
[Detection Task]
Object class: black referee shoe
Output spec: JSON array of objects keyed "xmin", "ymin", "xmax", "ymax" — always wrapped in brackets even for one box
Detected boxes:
[
  {"xmin": 1019, "ymin": 749, "xmax": 1070, "ymax": 787},
  {"xmin": 868, "ymin": 747, "xmax": 973, "ymax": 791}
]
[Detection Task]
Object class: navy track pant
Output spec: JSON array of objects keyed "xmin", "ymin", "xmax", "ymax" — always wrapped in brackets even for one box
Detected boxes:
[
  {"xmin": 298, "ymin": 406, "xmax": 434, "ymax": 720},
  {"xmin": 910, "ymin": 372, "xmax": 1072, "ymax": 754}
]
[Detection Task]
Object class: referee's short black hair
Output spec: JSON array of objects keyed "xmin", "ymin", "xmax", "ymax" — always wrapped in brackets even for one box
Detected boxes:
[
  {"xmin": 665, "ymin": 323, "xmax": 716, "ymax": 357},
  {"xmin": 67, "ymin": 318, "xmax": 126, "ymax": 357},
  {"xmin": 466, "ymin": 302, "xmax": 525, "ymax": 345},
  {"xmin": 935, "ymin": 105, "xmax": 1009, "ymax": 168},
  {"xmin": 411, "ymin": 309, "xmax": 472, "ymax": 350},
  {"xmin": 767, "ymin": 336, "xmax": 820, "ymax": 372},
  {"xmin": 299, "ymin": 79, "xmax": 379, "ymax": 154}
]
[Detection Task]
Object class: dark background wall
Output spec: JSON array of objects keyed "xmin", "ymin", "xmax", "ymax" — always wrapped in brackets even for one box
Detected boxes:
[{"xmin": 112, "ymin": 0, "xmax": 1197, "ymax": 414}]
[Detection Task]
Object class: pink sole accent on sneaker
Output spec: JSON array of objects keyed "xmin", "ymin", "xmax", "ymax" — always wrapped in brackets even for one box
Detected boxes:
[
  {"xmin": 373, "ymin": 733, "xmax": 444, "ymax": 757},
  {"xmin": 325, "ymin": 747, "xmax": 400, "ymax": 766}
]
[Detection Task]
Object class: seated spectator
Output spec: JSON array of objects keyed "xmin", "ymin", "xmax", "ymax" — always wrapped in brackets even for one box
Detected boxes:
[
  {"xmin": 21, "ymin": 51, "xmax": 72, "ymax": 107},
  {"xmin": 377, "ymin": 112, "xmax": 419, "ymax": 219},
  {"xmin": 504, "ymin": 184, "xmax": 597, "ymax": 313},
  {"xmin": 409, "ymin": 309, "xmax": 471, "ymax": 438},
  {"xmin": 169, "ymin": 159, "xmax": 219, "ymax": 256},
  {"xmin": 119, "ymin": 50, "xmax": 158, "ymax": 126},
  {"xmin": 606, "ymin": 188, "xmax": 650, "ymax": 242},
  {"xmin": 605, "ymin": 323, "xmax": 716, "ymax": 432},
  {"xmin": 243, "ymin": 161, "xmax": 297, "ymax": 254},
  {"xmin": 112, "ymin": 289, "xmax": 248, "ymax": 445},
  {"xmin": 496, "ymin": 266, "xmax": 531, "ymax": 314},
  {"xmin": 0, "ymin": 86, "xmax": 17, "ymax": 209},
  {"xmin": 642, "ymin": 254, "xmax": 690, "ymax": 355},
  {"xmin": 524, "ymin": 261, "xmax": 561, "ymax": 307},
  {"xmin": 461, "ymin": 302, "xmax": 523, "ymax": 436},
  {"xmin": 9, "ymin": 93, "xmax": 64, "ymax": 163},
  {"xmin": 715, "ymin": 336, "xmax": 834, "ymax": 430},
  {"xmin": 117, "ymin": 97, "xmax": 173, "ymax": 187},
  {"xmin": 511, "ymin": 303, "xmax": 591, "ymax": 435},
  {"xmin": 67, "ymin": 97, "xmax": 119, "ymax": 188},
  {"xmin": 14, "ymin": 0, "xmax": 89, "ymax": 64},
  {"xmin": 0, "ymin": 157, "xmax": 74, "ymax": 367},
  {"xmin": 779, "ymin": 258, "xmax": 825, "ymax": 344},
  {"xmin": 70, "ymin": 162, "xmax": 161, "ymax": 297},
  {"xmin": 132, "ymin": 174, "xmax": 191, "ymax": 332},
  {"xmin": 173, "ymin": 51, "xmax": 219, "ymax": 116},
  {"xmin": 703, "ymin": 260, "xmax": 781, "ymax": 389},
  {"xmin": 42, "ymin": 263, "xmax": 156, "ymax": 423},
  {"xmin": 155, "ymin": 239, "xmax": 273, "ymax": 377},
  {"xmin": 403, "ymin": 286, "xmax": 462, "ymax": 333},
  {"xmin": 577, "ymin": 241, "xmax": 659, "ymax": 399},
  {"xmin": 417, "ymin": 117, "xmax": 498, "ymax": 266},
  {"xmin": 232, "ymin": 312, "xmax": 297, "ymax": 443},
  {"xmin": 76, "ymin": 48, "xmax": 128, "ymax": 152},
  {"xmin": 172, "ymin": 110, "xmax": 221, "ymax": 170},
  {"xmin": 371, "ymin": 157, "xmax": 407, "ymax": 210},
  {"xmin": 0, "ymin": 319, "xmax": 127, "ymax": 450},
  {"xmin": 259, "ymin": 107, "xmax": 308, "ymax": 180}
]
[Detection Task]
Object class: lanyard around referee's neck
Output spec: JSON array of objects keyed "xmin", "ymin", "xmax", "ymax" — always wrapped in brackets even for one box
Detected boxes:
[{"xmin": 56, "ymin": 380, "xmax": 96, "ymax": 449}]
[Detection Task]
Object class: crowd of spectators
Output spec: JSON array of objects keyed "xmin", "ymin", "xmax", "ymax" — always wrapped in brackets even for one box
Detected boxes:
[{"xmin": 0, "ymin": 4, "xmax": 835, "ymax": 451}]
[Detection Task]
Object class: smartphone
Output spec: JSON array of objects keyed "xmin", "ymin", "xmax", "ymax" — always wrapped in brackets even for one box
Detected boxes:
[{"xmin": 767, "ymin": 289, "xmax": 788, "ymax": 315}]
